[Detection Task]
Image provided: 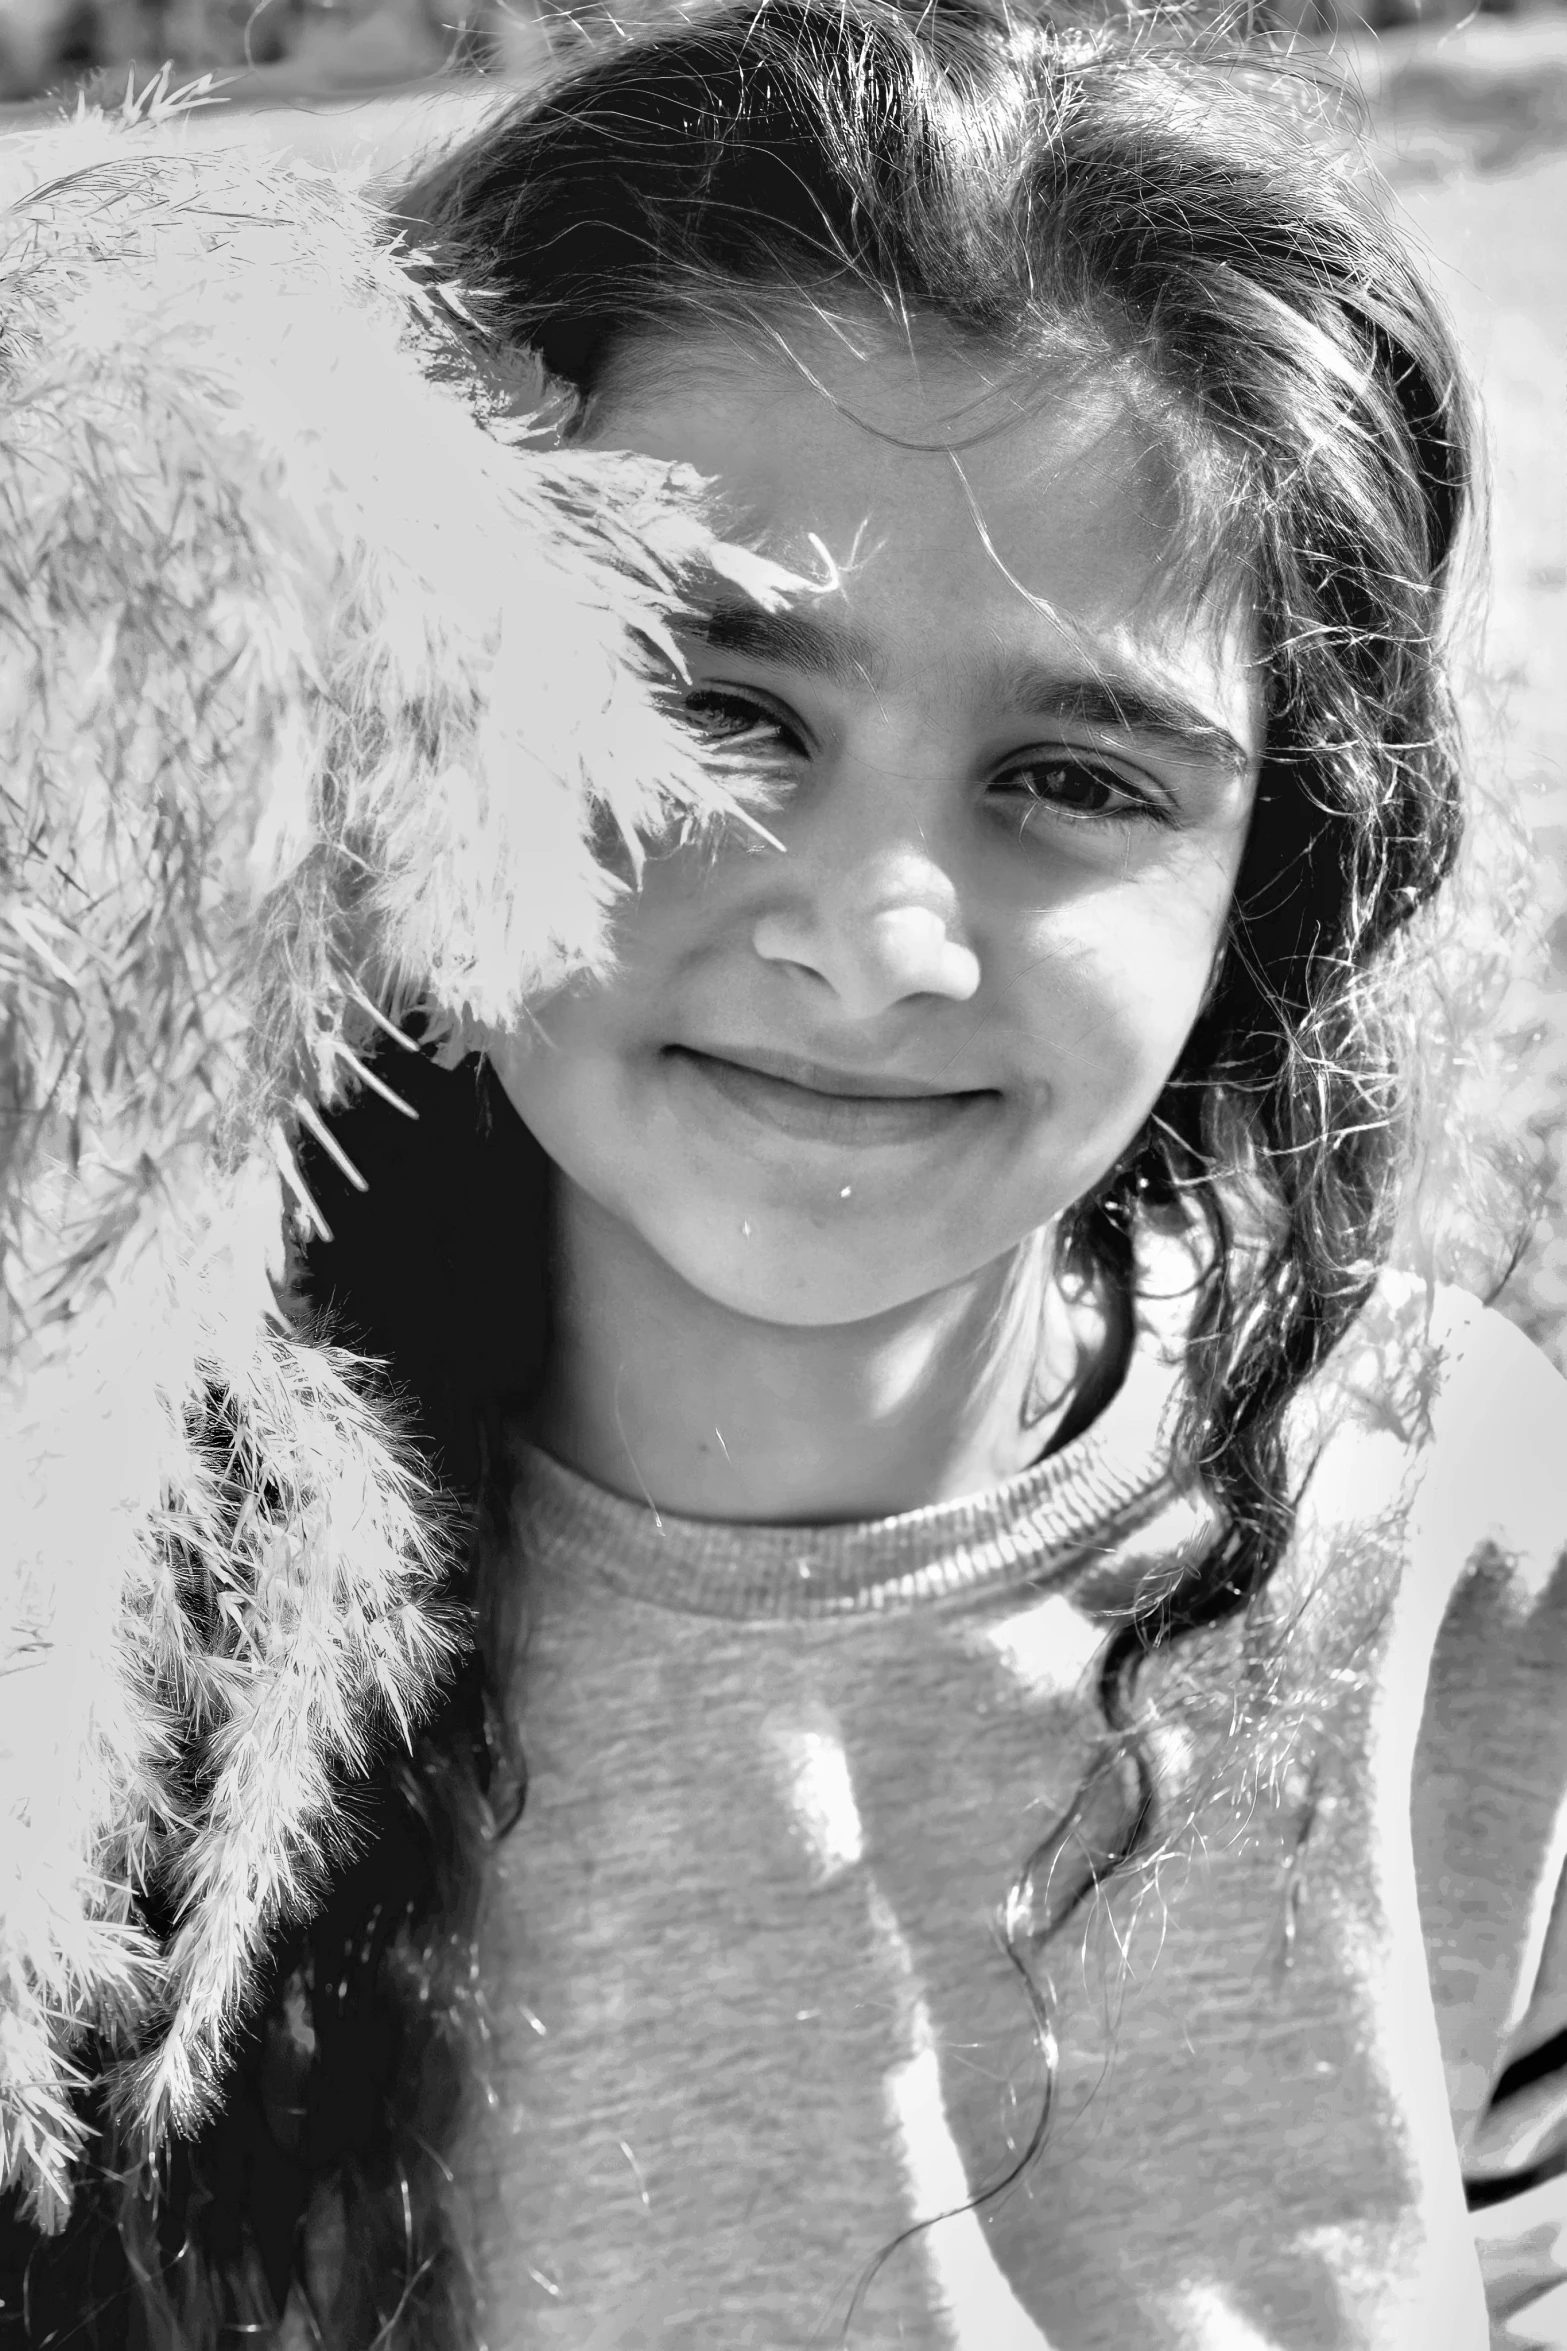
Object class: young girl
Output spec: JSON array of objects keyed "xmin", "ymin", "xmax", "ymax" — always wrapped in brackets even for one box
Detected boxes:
[{"xmin": 4, "ymin": 1, "xmax": 1566, "ymax": 2346}]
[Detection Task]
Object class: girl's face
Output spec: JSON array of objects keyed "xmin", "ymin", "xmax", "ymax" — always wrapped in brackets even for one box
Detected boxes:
[{"xmin": 488, "ymin": 322, "xmax": 1264, "ymax": 1328}]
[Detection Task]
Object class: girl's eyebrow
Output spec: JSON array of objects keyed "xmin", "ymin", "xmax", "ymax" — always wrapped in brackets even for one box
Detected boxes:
[
  {"xmin": 687, "ymin": 600, "xmax": 1254, "ymax": 777},
  {"xmin": 994, "ymin": 669, "xmax": 1255, "ymax": 779},
  {"xmin": 690, "ymin": 599, "xmax": 882, "ymax": 685}
]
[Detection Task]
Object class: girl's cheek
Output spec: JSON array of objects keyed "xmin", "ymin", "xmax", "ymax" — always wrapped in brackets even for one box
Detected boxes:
[{"xmin": 1016, "ymin": 877, "xmax": 1221, "ymax": 1054}]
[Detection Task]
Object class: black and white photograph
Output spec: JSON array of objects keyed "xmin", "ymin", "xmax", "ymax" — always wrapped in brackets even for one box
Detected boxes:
[{"xmin": 1, "ymin": 0, "xmax": 1565, "ymax": 2342}]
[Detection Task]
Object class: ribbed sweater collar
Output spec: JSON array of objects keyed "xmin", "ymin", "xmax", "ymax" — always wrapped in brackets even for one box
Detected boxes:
[{"xmin": 508, "ymin": 1301, "xmax": 1192, "ymax": 1621}]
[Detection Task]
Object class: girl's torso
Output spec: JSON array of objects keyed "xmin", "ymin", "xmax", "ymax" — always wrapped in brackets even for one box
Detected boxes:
[{"xmin": 449, "ymin": 1280, "xmax": 1567, "ymax": 2350}]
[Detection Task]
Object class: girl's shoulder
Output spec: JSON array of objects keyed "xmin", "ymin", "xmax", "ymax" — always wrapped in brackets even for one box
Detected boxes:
[
  {"xmin": 1283, "ymin": 1276, "xmax": 1567, "ymax": 1794},
  {"xmin": 1297, "ymin": 1271, "xmax": 1567, "ymax": 1605},
  {"xmin": 1273, "ymin": 1274, "xmax": 1567, "ymax": 1946},
  {"xmin": 1351, "ymin": 1287, "xmax": 1567, "ymax": 2238},
  {"xmin": 1271, "ymin": 1280, "xmax": 1567, "ymax": 2235},
  {"xmin": 1335, "ymin": 1267, "xmax": 1567, "ymax": 1767}
]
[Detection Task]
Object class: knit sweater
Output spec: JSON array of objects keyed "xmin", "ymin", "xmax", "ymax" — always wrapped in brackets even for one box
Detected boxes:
[{"xmin": 450, "ymin": 1278, "xmax": 1567, "ymax": 2351}]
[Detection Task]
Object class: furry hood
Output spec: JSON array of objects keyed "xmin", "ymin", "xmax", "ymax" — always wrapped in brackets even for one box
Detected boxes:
[{"xmin": 0, "ymin": 78, "xmax": 802, "ymax": 2233}]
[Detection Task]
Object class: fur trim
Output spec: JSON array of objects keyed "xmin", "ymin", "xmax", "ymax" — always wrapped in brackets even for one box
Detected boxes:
[{"xmin": 0, "ymin": 80, "xmax": 803, "ymax": 2227}]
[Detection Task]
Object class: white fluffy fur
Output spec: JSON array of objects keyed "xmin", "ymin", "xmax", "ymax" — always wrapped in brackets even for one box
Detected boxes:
[{"xmin": 0, "ymin": 81, "xmax": 803, "ymax": 2228}]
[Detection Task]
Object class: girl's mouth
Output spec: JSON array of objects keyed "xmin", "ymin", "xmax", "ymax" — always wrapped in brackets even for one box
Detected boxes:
[{"xmin": 663, "ymin": 1047, "xmax": 996, "ymax": 1148}]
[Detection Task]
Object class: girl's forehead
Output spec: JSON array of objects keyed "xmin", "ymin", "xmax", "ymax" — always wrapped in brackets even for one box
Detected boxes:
[
  {"xmin": 585, "ymin": 317, "xmax": 1263, "ymax": 743},
  {"xmin": 591, "ymin": 312, "xmax": 1136, "ymax": 491}
]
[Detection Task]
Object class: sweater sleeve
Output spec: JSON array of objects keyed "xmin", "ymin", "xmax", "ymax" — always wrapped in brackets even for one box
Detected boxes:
[
  {"xmin": 1469, "ymin": 1865, "xmax": 1567, "ymax": 2347},
  {"xmin": 1402, "ymin": 1299, "xmax": 1567, "ymax": 2349}
]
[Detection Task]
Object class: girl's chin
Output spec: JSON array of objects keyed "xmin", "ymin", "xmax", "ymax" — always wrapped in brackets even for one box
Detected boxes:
[{"xmin": 648, "ymin": 1210, "xmax": 997, "ymax": 1330}]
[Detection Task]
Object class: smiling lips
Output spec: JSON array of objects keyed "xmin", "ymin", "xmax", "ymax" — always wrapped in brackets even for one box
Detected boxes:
[{"xmin": 665, "ymin": 1045, "xmax": 996, "ymax": 1147}]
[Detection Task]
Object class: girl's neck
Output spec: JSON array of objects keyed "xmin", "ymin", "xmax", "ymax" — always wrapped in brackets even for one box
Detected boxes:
[{"xmin": 520, "ymin": 1179, "xmax": 1116, "ymax": 1526}]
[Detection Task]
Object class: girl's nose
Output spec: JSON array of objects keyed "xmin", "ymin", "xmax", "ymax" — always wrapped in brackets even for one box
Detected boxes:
[{"xmin": 751, "ymin": 851, "xmax": 982, "ymax": 1018}]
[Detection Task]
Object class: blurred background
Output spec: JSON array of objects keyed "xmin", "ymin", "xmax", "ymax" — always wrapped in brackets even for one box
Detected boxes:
[
  {"xmin": 0, "ymin": 0, "xmax": 1562, "ymax": 95},
  {"xmin": 0, "ymin": 0, "xmax": 1562, "ymax": 1360}
]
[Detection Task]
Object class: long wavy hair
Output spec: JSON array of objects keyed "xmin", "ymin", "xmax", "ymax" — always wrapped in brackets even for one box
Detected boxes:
[{"xmin": 4, "ymin": 1, "xmax": 1505, "ymax": 2344}]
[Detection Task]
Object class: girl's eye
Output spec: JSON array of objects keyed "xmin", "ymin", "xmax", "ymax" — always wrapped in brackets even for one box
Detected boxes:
[
  {"xmin": 676, "ymin": 700, "xmax": 1163, "ymax": 830},
  {"xmin": 679, "ymin": 688, "xmax": 804, "ymax": 755},
  {"xmin": 992, "ymin": 756, "xmax": 1162, "ymax": 827}
]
